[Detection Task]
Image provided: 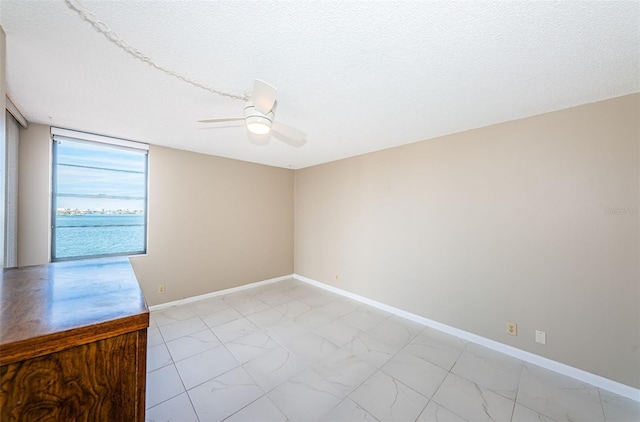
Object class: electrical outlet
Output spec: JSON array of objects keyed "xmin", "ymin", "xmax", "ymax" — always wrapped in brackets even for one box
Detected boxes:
[
  {"xmin": 506, "ymin": 321, "xmax": 517, "ymax": 336},
  {"xmin": 535, "ymin": 330, "xmax": 546, "ymax": 345},
  {"xmin": 335, "ymin": 274, "xmax": 339, "ymax": 280},
  {"xmin": 158, "ymin": 284, "xmax": 165, "ymax": 294}
]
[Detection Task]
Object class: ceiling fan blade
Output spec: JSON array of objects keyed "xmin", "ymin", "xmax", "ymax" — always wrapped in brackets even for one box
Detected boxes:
[
  {"xmin": 272, "ymin": 121, "xmax": 307, "ymax": 147},
  {"xmin": 273, "ymin": 133, "xmax": 307, "ymax": 147},
  {"xmin": 252, "ymin": 80, "xmax": 277, "ymax": 114},
  {"xmin": 198, "ymin": 117, "xmax": 244, "ymax": 123}
]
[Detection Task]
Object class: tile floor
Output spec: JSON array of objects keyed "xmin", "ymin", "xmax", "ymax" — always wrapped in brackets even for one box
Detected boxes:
[{"xmin": 145, "ymin": 279, "xmax": 639, "ymax": 422}]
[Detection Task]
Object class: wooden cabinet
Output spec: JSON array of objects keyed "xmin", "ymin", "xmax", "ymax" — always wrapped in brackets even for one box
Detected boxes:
[{"xmin": 0, "ymin": 258, "xmax": 149, "ymax": 421}]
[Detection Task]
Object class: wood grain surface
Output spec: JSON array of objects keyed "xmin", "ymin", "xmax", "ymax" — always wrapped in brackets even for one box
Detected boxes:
[
  {"xmin": 0, "ymin": 331, "xmax": 144, "ymax": 421},
  {"xmin": 0, "ymin": 258, "xmax": 149, "ymax": 421},
  {"xmin": 0, "ymin": 258, "xmax": 149, "ymax": 365}
]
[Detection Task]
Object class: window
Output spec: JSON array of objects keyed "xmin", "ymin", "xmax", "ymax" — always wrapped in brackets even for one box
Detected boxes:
[{"xmin": 51, "ymin": 128, "xmax": 148, "ymax": 260}]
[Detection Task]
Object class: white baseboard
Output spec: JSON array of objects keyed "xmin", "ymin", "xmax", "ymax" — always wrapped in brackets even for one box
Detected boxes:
[
  {"xmin": 293, "ymin": 273, "xmax": 640, "ymax": 403},
  {"xmin": 149, "ymin": 274, "xmax": 294, "ymax": 311}
]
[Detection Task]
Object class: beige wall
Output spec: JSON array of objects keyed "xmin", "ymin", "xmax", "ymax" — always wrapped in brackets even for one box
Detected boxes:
[
  {"xmin": 17, "ymin": 123, "xmax": 51, "ymax": 267},
  {"xmin": 129, "ymin": 145, "xmax": 294, "ymax": 306},
  {"xmin": 294, "ymin": 94, "xmax": 640, "ymax": 389},
  {"xmin": 16, "ymin": 129, "xmax": 294, "ymax": 305},
  {"xmin": 14, "ymin": 95, "xmax": 639, "ymax": 387}
]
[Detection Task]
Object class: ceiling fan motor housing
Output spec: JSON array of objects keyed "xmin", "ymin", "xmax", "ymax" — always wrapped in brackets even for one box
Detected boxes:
[{"xmin": 244, "ymin": 101, "xmax": 274, "ymax": 134}]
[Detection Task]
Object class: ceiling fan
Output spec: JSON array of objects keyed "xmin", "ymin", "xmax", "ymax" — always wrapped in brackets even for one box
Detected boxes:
[{"xmin": 198, "ymin": 80, "xmax": 307, "ymax": 147}]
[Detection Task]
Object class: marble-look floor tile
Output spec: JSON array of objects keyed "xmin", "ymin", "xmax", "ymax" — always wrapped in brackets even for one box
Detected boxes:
[
  {"xmin": 292, "ymin": 308, "xmax": 337, "ymax": 330},
  {"xmin": 417, "ymin": 401, "xmax": 468, "ymax": 422},
  {"xmin": 147, "ymin": 343, "xmax": 173, "ymax": 372},
  {"xmin": 247, "ymin": 308, "xmax": 289, "ymax": 328},
  {"xmin": 600, "ymin": 389, "xmax": 640, "ymax": 422},
  {"xmin": 312, "ymin": 349, "xmax": 378, "ymax": 396},
  {"xmin": 188, "ymin": 297, "xmax": 227, "ymax": 318},
  {"xmin": 319, "ymin": 397, "xmax": 379, "ymax": 422},
  {"xmin": 146, "ymin": 364, "xmax": 185, "ymax": 408},
  {"xmin": 165, "ymin": 328, "xmax": 221, "ymax": 362},
  {"xmin": 153, "ymin": 306, "xmax": 197, "ymax": 326},
  {"xmin": 158, "ymin": 316, "xmax": 209, "ymax": 343},
  {"xmin": 145, "ymin": 392, "xmax": 198, "ymax": 422},
  {"xmin": 320, "ymin": 298, "xmax": 362, "ymax": 317},
  {"xmin": 265, "ymin": 281, "xmax": 295, "ymax": 293},
  {"xmin": 211, "ymin": 317, "xmax": 259, "ymax": 343},
  {"xmin": 258, "ymin": 292, "xmax": 298, "ymax": 307},
  {"xmin": 511, "ymin": 403, "xmax": 557, "ymax": 422},
  {"xmin": 272, "ymin": 299, "xmax": 313, "ymax": 318},
  {"xmin": 299, "ymin": 291, "xmax": 337, "ymax": 308},
  {"xmin": 340, "ymin": 332, "xmax": 401, "ymax": 368},
  {"xmin": 285, "ymin": 331, "xmax": 339, "ymax": 364},
  {"xmin": 517, "ymin": 363, "xmax": 605, "ymax": 422},
  {"xmin": 315, "ymin": 319, "xmax": 362, "ymax": 347},
  {"xmin": 350, "ymin": 370, "xmax": 429, "ymax": 422},
  {"xmin": 250, "ymin": 283, "xmax": 284, "ymax": 296},
  {"xmin": 265, "ymin": 317, "xmax": 311, "ymax": 345},
  {"xmin": 188, "ymin": 366, "xmax": 264, "ymax": 422},
  {"xmin": 450, "ymin": 343, "xmax": 523, "ymax": 400},
  {"xmin": 254, "ymin": 283, "xmax": 296, "ymax": 299},
  {"xmin": 367, "ymin": 315, "xmax": 424, "ymax": 349},
  {"xmin": 147, "ymin": 326, "xmax": 164, "ymax": 347},
  {"xmin": 381, "ymin": 350, "xmax": 448, "ymax": 398},
  {"xmin": 431, "ymin": 372, "xmax": 515, "ymax": 422},
  {"xmin": 404, "ymin": 327, "xmax": 467, "ymax": 370},
  {"xmin": 340, "ymin": 307, "xmax": 391, "ymax": 331},
  {"xmin": 242, "ymin": 345, "xmax": 307, "ymax": 392},
  {"xmin": 225, "ymin": 330, "xmax": 279, "ymax": 364},
  {"xmin": 229, "ymin": 297, "xmax": 271, "ymax": 316},
  {"xmin": 219, "ymin": 291, "xmax": 256, "ymax": 308},
  {"xmin": 201, "ymin": 306, "xmax": 243, "ymax": 328},
  {"xmin": 268, "ymin": 368, "xmax": 344, "ymax": 421},
  {"xmin": 145, "ymin": 280, "xmax": 628, "ymax": 422},
  {"xmin": 225, "ymin": 396, "xmax": 288, "ymax": 422},
  {"xmin": 283, "ymin": 284, "xmax": 318, "ymax": 298},
  {"xmin": 175, "ymin": 345, "xmax": 239, "ymax": 389}
]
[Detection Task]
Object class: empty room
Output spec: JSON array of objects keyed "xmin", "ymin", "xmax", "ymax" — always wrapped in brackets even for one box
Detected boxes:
[{"xmin": 0, "ymin": 1, "xmax": 638, "ymax": 421}]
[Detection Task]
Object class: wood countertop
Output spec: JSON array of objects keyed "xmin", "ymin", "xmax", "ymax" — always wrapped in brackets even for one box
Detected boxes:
[{"xmin": 0, "ymin": 258, "xmax": 149, "ymax": 366}]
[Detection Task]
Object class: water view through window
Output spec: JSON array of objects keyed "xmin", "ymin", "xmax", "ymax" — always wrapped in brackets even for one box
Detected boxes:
[{"xmin": 52, "ymin": 137, "xmax": 148, "ymax": 260}]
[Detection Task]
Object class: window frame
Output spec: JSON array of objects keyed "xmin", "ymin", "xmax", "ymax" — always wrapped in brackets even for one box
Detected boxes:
[{"xmin": 50, "ymin": 128, "xmax": 149, "ymax": 262}]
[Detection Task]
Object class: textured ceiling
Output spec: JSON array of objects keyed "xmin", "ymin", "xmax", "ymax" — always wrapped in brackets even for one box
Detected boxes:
[{"xmin": 2, "ymin": 1, "xmax": 639, "ymax": 169}]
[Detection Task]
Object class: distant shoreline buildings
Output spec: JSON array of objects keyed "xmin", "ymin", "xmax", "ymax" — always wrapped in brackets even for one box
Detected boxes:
[{"xmin": 56, "ymin": 208, "xmax": 144, "ymax": 216}]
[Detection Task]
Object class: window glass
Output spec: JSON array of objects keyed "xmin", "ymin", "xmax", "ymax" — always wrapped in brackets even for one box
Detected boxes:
[{"xmin": 52, "ymin": 138, "xmax": 148, "ymax": 260}]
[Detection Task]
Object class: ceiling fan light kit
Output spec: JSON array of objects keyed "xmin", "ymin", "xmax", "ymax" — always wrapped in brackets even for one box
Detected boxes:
[
  {"xmin": 199, "ymin": 80, "xmax": 307, "ymax": 147},
  {"xmin": 244, "ymin": 101, "xmax": 274, "ymax": 135}
]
